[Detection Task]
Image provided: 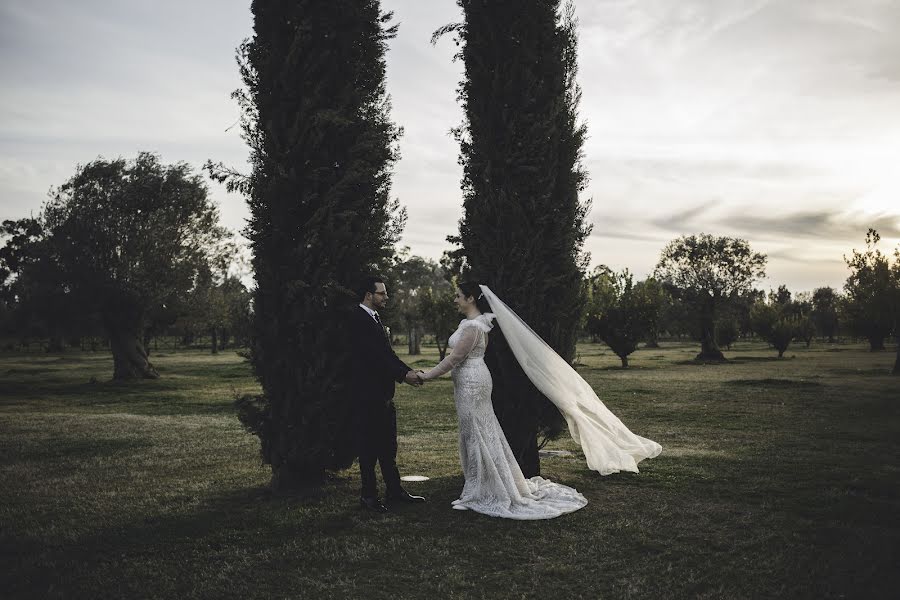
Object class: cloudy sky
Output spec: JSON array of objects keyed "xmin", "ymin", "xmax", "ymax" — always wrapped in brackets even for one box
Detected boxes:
[{"xmin": 2, "ymin": 0, "xmax": 899, "ymax": 292}]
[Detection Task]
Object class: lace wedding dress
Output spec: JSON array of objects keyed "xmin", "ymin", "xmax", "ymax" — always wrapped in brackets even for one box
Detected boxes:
[{"xmin": 422, "ymin": 314, "xmax": 588, "ymax": 520}]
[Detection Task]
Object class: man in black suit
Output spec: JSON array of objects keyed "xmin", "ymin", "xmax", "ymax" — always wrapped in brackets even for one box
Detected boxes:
[{"xmin": 350, "ymin": 275, "xmax": 426, "ymax": 512}]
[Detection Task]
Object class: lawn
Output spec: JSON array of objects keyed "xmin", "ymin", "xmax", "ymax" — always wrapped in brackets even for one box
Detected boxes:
[{"xmin": 1, "ymin": 342, "xmax": 897, "ymax": 599}]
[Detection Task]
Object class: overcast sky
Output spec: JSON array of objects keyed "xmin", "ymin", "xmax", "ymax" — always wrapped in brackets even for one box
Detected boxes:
[{"xmin": 2, "ymin": 0, "xmax": 899, "ymax": 292}]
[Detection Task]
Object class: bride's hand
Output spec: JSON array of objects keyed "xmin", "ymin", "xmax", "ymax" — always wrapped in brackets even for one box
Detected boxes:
[{"xmin": 404, "ymin": 370, "xmax": 422, "ymax": 386}]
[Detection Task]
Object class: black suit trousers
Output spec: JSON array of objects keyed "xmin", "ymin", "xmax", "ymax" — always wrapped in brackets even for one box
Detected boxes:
[{"xmin": 358, "ymin": 401, "xmax": 402, "ymax": 498}]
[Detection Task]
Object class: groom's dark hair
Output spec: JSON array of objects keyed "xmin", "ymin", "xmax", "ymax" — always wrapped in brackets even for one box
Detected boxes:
[
  {"xmin": 458, "ymin": 281, "xmax": 491, "ymax": 314},
  {"xmin": 355, "ymin": 275, "xmax": 384, "ymax": 302}
]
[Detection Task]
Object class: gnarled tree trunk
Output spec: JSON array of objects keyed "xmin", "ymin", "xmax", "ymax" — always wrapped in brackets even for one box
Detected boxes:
[
  {"xmin": 407, "ymin": 324, "xmax": 420, "ymax": 355},
  {"xmin": 697, "ymin": 303, "xmax": 725, "ymax": 361},
  {"xmin": 103, "ymin": 306, "xmax": 158, "ymax": 380}
]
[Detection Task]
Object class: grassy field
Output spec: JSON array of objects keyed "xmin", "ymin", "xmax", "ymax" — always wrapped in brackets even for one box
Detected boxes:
[{"xmin": 1, "ymin": 341, "xmax": 898, "ymax": 599}]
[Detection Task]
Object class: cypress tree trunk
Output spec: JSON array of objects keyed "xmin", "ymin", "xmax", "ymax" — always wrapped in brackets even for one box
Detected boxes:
[
  {"xmin": 239, "ymin": 0, "xmax": 402, "ymax": 490},
  {"xmin": 448, "ymin": 0, "xmax": 590, "ymax": 477}
]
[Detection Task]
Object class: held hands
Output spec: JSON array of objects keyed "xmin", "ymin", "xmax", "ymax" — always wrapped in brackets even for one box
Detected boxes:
[{"xmin": 404, "ymin": 370, "xmax": 425, "ymax": 386}]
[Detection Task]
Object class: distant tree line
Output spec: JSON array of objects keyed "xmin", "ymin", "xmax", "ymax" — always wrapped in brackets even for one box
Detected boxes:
[{"xmin": 579, "ymin": 230, "xmax": 898, "ymax": 373}]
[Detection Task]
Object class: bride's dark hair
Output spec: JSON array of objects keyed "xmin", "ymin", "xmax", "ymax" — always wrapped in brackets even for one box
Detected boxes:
[{"xmin": 458, "ymin": 281, "xmax": 491, "ymax": 314}]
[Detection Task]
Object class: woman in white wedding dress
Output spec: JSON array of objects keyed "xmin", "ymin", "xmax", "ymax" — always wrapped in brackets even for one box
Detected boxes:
[
  {"xmin": 418, "ymin": 282, "xmax": 661, "ymax": 520},
  {"xmin": 418, "ymin": 282, "xmax": 587, "ymax": 519}
]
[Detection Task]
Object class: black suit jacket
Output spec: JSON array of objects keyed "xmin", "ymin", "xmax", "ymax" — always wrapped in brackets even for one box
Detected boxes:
[{"xmin": 349, "ymin": 306, "xmax": 411, "ymax": 408}]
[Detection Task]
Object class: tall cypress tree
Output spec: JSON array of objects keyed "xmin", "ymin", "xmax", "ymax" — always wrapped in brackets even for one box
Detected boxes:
[
  {"xmin": 232, "ymin": 0, "xmax": 404, "ymax": 489},
  {"xmin": 439, "ymin": 0, "xmax": 591, "ymax": 476}
]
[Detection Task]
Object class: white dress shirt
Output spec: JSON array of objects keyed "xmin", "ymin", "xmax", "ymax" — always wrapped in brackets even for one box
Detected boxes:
[{"xmin": 359, "ymin": 303, "xmax": 380, "ymax": 323}]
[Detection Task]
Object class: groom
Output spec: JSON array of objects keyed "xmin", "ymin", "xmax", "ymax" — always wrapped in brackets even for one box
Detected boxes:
[{"xmin": 350, "ymin": 276, "xmax": 426, "ymax": 512}]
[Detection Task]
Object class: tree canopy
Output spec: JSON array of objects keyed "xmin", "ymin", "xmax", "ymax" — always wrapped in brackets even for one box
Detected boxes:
[
  {"xmin": 584, "ymin": 267, "xmax": 661, "ymax": 367},
  {"xmin": 843, "ymin": 229, "xmax": 899, "ymax": 357},
  {"xmin": 655, "ymin": 234, "xmax": 766, "ymax": 360},
  {"xmin": 1, "ymin": 153, "xmax": 233, "ymax": 377}
]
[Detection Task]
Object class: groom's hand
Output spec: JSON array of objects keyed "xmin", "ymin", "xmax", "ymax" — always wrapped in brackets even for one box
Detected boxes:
[{"xmin": 404, "ymin": 370, "xmax": 423, "ymax": 386}]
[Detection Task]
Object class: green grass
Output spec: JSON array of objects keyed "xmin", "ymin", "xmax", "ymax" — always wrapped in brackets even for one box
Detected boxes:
[{"xmin": 1, "ymin": 342, "xmax": 898, "ymax": 599}]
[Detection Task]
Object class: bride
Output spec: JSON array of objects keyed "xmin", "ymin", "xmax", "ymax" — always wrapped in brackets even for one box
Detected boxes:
[{"xmin": 417, "ymin": 281, "xmax": 661, "ymax": 520}]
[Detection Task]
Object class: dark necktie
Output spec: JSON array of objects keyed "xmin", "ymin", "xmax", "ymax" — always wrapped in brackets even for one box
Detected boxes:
[{"xmin": 373, "ymin": 313, "xmax": 387, "ymax": 338}]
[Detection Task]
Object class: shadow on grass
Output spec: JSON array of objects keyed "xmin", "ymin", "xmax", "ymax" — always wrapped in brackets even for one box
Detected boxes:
[
  {"xmin": 581, "ymin": 364, "xmax": 665, "ymax": 372},
  {"xmin": 603, "ymin": 387, "xmax": 658, "ymax": 396},
  {"xmin": 161, "ymin": 361, "xmax": 252, "ymax": 380},
  {"xmin": 0, "ymin": 436, "xmax": 155, "ymax": 466},
  {"xmin": 724, "ymin": 378, "xmax": 823, "ymax": 388},
  {"xmin": 0, "ymin": 366, "xmax": 250, "ymax": 416},
  {"xmin": 4, "ymin": 367, "xmax": 60, "ymax": 376},
  {"xmin": 829, "ymin": 367, "xmax": 895, "ymax": 377},
  {"xmin": 3, "ymin": 475, "xmax": 478, "ymax": 598},
  {"xmin": 673, "ymin": 359, "xmax": 732, "ymax": 366},
  {"xmin": 0, "ymin": 377, "xmax": 185, "ymax": 403}
]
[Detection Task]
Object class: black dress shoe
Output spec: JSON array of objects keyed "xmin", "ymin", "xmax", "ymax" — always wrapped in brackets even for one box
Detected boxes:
[
  {"xmin": 360, "ymin": 497, "xmax": 388, "ymax": 513},
  {"xmin": 385, "ymin": 489, "xmax": 426, "ymax": 504}
]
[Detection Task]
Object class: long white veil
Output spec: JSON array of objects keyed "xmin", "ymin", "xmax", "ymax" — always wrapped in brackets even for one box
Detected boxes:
[{"xmin": 480, "ymin": 285, "xmax": 662, "ymax": 475}]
